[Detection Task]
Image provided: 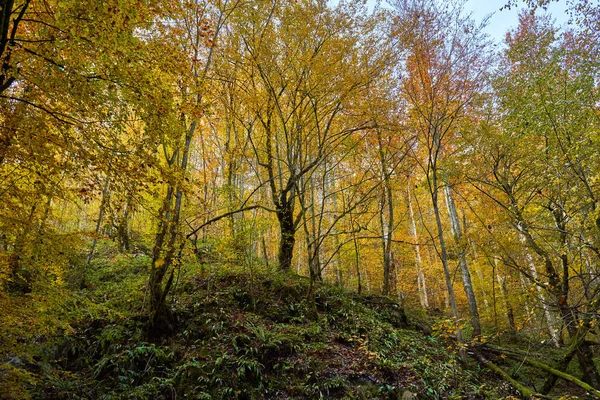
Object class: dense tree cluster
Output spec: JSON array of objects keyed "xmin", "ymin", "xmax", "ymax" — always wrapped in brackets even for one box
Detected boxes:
[{"xmin": 0, "ymin": 0, "xmax": 599, "ymax": 395}]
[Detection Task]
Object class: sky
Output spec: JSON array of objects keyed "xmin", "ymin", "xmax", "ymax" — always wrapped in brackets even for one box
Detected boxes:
[
  {"xmin": 365, "ymin": 0, "xmax": 571, "ymax": 44},
  {"xmin": 462, "ymin": 0, "xmax": 570, "ymax": 44}
]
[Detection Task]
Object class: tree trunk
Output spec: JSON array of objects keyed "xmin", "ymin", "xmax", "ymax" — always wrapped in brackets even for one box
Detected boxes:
[
  {"xmin": 307, "ymin": 174, "xmax": 322, "ymax": 281},
  {"xmin": 0, "ymin": 0, "xmax": 30, "ymax": 95},
  {"xmin": 262, "ymin": 235, "xmax": 269, "ymax": 268},
  {"xmin": 443, "ymin": 182, "xmax": 481, "ymax": 336},
  {"xmin": 352, "ymin": 217, "xmax": 362, "ymax": 295},
  {"xmin": 117, "ymin": 194, "xmax": 132, "ymax": 253},
  {"xmin": 408, "ymin": 180, "xmax": 429, "ymax": 308},
  {"xmin": 497, "ymin": 270, "xmax": 517, "ymax": 336},
  {"xmin": 379, "ymin": 189, "xmax": 393, "ymax": 295},
  {"xmin": 82, "ymin": 173, "xmax": 111, "ymax": 286},
  {"xmin": 149, "ymin": 185, "xmax": 175, "ymax": 334},
  {"xmin": 149, "ymin": 121, "xmax": 196, "ymax": 335},
  {"xmin": 331, "ymin": 166, "xmax": 343, "ymax": 286},
  {"xmin": 430, "ymin": 167, "xmax": 464, "ymax": 349},
  {"xmin": 277, "ymin": 203, "xmax": 296, "ymax": 272},
  {"xmin": 377, "ymin": 130, "xmax": 394, "ymax": 296},
  {"xmin": 520, "ymin": 235, "xmax": 561, "ymax": 347}
]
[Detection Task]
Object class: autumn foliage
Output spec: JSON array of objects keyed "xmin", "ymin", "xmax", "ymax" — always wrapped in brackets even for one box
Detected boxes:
[{"xmin": 0, "ymin": 0, "xmax": 599, "ymax": 398}]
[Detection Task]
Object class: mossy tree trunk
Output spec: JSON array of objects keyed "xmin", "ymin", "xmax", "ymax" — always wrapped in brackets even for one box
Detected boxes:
[{"xmin": 149, "ymin": 122, "xmax": 196, "ymax": 335}]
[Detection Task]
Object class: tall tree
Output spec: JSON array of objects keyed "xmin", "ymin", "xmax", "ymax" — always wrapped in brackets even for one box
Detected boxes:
[
  {"xmin": 469, "ymin": 11, "xmax": 600, "ymax": 388},
  {"xmin": 392, "ymin": 0, "xmax": 491, "ymax": 343},
  {"xmin": 228, "ymin": 0, "xmax": 383, "ymax": 272},
  {"xmin": 407, "ymin": 177, "xmax": 429, "ymax": 308},
  {"xmin": 145, "ymin": 0, "xmax": 240, "ymax": 333},
  {"xmin": 443, "ymin": 181, "xmax": 481, "ymax": 335}
]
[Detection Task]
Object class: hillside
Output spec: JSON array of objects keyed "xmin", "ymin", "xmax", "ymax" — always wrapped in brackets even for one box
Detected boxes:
[
  {"xmin": 4, "ymin": 258, "xmax": 486, "ymax": 399},
  {"xmin": 0, "ymin": 255, "xmax": 580, "ymax": 399}
]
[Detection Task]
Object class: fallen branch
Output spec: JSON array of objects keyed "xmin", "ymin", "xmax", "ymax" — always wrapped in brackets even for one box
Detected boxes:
[
  {"xmin": 476, "ymin": 340, "xmax": 600, "ymax": 397},
  {"xmin": 470, "ymin": 350, "xmax": 546, "ymax": 399},
  {"xmin": 522, "ymin": 357, "xmax": 600, "ymax": 397},
  {"xmin": 540, "ymin": 328, "xmax": 588, "ymax": 394}
]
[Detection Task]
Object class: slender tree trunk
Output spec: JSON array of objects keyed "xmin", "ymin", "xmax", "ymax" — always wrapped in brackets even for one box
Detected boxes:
[
  {"xmin": 377, "ymin": 130, "xmax": 394, "ymax": 296},
  {"xmin": 86, "ymin": 174, "xmax": 111, "ymax": 265},
  {"xmin": 351, "ymin": 216, "xmax": 362, "ymax": 295},
  {"xmin": 431, "ymin": 191, "xmax": 463, "ymax": 343},
  {"xmin": 308, "ymin": 175, "xmax": 321, "ymax": 281},
  {"xmin": 379, "ymin": 190, "xmax": 393, "ymax": 295},
  {"xmin": 428, "ymin": 153, "xmax": 464, "ymax": 352},
  {"xmin": 331, "ymin": 168, "xmax": 342, "ymax": 286},
  {"xmin": 408, "ymin": 180, "xmax": 429, "ymax": 308},
  {"xmin": 443, "ymin": 182, "xmax": 481, "ymax": 336},
  {"xmin": 262, "ymin": 235, "xmax": 269, "ymax": 268},
  {"xmin": 496, "ymin": 266, "xmax": 517, "ymax": 336},
  {"xmin": 296, "ymin": 238, "xmax": 302, "ymax": 274},
  {"xmin": 117, "ymin": 193, "xmax": 132, "ymax": 253},
  {"xmin": 83, "ymin": 173, "xmax": 111, "ymax": 286}
]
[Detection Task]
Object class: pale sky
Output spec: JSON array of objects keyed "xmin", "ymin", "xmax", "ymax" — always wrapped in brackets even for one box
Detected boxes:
[
  {"xmin": 365, "ymin": 0, "xmax": 571, "ymax": 45},
  {"xmin": 462, "ymin": 0, "xmax": 570, "ymax": 44}
]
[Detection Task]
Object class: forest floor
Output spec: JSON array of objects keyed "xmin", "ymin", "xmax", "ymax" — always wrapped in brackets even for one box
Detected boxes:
[{"xmin": 8, "ymin": 253, "xmax": 597, "ymax": 399}]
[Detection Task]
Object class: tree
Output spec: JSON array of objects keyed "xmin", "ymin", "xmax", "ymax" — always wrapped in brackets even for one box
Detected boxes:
[
  {"xmin": 226, "ymin": 0, "xmax": 383, "ymax": 272},
  {"xmin": 144, "ymin": 0, "xmax": 241, "ymax": 333},
  {"xmin": 443, "ymin": 181, "xmax": 481, "ymax": 335},
  {"xmin": 407, "ymin": 176, "xmax": 430, "ymax": 308},
  {"xmin": 469, "ymin": 11, "xmax": 600, "ymax": 388},
  {"xmin": 392, "ymin": 0, "xmax": 491, "ymax": 343}
]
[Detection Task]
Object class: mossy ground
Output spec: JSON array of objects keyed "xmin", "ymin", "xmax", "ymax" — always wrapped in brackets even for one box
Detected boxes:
[
  {"xmin": 10, "ymin": 254, "xmax": 591, "ymax": 399},
  {"xmin": 20, "ymin": 255, "xmax": 511, "ymax": 400}
]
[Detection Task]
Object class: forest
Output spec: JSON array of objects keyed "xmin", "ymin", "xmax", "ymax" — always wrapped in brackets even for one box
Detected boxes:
[{"xmin": 0, "ymin": 0, "xmax": 599, "ymax": 398}]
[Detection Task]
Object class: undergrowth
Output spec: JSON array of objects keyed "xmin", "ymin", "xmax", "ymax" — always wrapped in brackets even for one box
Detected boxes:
[{"xmin": 22, "ymin": 257, "xmax": 513, "ymax": 399}]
